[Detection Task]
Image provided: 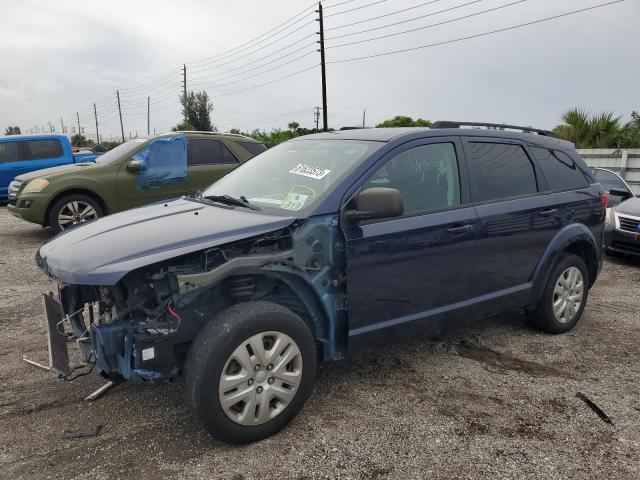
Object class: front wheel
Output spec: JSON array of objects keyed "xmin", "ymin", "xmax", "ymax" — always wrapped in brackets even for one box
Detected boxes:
[
  {"xmin": 528, "ymin": 253, "xmax": 589, "ymax": 333},
  {"xmin": 48, "ymin": 194, "xmax": 104, "ymax": 233},
  {"xmin": 185, "ymin": 301, "xmax": 317, "ymax": 444}
]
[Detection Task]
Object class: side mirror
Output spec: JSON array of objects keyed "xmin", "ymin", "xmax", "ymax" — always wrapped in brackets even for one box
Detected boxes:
[
  {"xmin": 609, "ymin": 188, "xmax": 633, "ymax": 199},
  {"xmin": 126, "ymin": 159, "xmax": 143, "ymax": 173},
  {"xmin": 345, "ymin": 187, "xmax": 404, "ymax": 223}
]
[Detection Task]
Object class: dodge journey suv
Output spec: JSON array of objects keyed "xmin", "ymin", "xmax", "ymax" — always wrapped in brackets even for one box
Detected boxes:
[{"xmin": 37, "ymin": 122, "xmax": 604, "ymax": 443}]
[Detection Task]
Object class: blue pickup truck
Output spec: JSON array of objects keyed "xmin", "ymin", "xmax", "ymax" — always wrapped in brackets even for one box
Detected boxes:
[{"xmin": 0, "ymin": 134, "xmax": 98, "ymax": 200}]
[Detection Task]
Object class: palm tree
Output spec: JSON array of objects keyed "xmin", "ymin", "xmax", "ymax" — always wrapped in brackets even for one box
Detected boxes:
[{"xmin": 553, "ymin": 108, "xmax": 621, "ymax": 148}]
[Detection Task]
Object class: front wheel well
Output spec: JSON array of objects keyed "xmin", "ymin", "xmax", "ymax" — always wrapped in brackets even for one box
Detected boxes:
[
  {"xmin": 44, "ymin": 189, "xmax": 108, "ymax": 226},
  {"xmin": 564, "ymin": 240, "xmax": 598, "ymax": 287}
]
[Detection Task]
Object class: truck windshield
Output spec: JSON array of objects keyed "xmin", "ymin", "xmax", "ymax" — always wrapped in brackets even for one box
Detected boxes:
[
  {"xmin": 95, "ymin": 138, "xmax": 147, "ymax": 165},
  {"xmin": 202, "ymin": 139, "xmax": 381, "ymax": 214}
]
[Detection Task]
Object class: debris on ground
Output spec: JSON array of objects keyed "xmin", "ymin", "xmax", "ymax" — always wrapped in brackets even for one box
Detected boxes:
[
  {"xmin": 63, "ymin": 425, "xmax": 103, "ymax": 439},
  {"xmin": 576, "ymin": 392, "xmax": 616, "ymax": 426}
]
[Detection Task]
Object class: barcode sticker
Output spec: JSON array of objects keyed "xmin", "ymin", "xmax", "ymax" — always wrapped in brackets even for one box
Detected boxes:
[{"xmin": 289, "ymin": 164, "xmax": 331, "ymax": 180}]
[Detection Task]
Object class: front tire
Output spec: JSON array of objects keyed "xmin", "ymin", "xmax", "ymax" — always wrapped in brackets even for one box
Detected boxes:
[
  {"xmin": 185, "ymin": 301, "xmax": 317, "ymax": 444},
  {"xmin": 528, "ymin": 253, "xmax": 589, "ymax": 334},
  {"xmin": 48, "ymin": 194, "xmax": 103, "ymax": 233}
]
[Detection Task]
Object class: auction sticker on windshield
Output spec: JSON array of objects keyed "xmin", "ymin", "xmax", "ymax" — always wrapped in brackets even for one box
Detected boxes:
[{"xmin": 289, "ymin": 164, "xmax": 331, "ymax": 180}]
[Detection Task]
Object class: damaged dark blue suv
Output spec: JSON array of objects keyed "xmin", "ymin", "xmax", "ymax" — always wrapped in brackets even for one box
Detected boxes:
[{"xmin": 37, "ymin": 122, "xmax": 605, "ymax": 443}]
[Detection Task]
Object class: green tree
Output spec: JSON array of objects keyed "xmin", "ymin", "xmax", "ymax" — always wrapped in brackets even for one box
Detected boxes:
[
  {"xmin": 5, "ymin": 126, "xmax": 21, "ymax": 135},
  {"xmin": 553, "ymin": 108, "xmax": 622, "ymax": 148},
  {"xmin": 615, "ymin": 111, "xmax": 640, "ymax": 148},
  {"xmin": 173, "ymin": 90, "xmax": 214, "ymax": 131},
  {"xmin": 71, "ymin": 134, "xmax": 90, "ymax": 147},
  {"xmin": 287, "ymin": 122, "xmax": 300, "ymax": 132},
  {"xmin": 376, "ymin": 116, "xmax": 431, "ymax": 128}
]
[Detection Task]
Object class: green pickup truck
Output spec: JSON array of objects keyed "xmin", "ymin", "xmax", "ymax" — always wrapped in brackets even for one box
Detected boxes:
[{"xmin": 7, "ymin": 131, "xmax": 266, "ymax": 232}]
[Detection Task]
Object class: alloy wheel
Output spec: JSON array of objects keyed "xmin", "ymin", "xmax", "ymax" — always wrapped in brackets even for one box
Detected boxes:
[
  {"xmin": 552, "ymin": 266, "xmax": 584, "ymax": 323},
  {"xmin": 57, "ymin": 201, "xmax": 98, "ymax": 229},
  {"xmin": 218, "ymin": 331, "xmax": 303, "ymax": 426}
]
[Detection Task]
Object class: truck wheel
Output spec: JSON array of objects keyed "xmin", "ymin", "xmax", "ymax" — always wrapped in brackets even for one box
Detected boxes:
[
  {"xmin": 528, "ymin": 253, "xmax": 589, "ymax": 334},
  {"xmin": 48, "ymin": 194, "xmax": 103, "ymax": 233},
  {"xmin": 185, "ymin": 301, "xmax": 317, "ymax": 444}
]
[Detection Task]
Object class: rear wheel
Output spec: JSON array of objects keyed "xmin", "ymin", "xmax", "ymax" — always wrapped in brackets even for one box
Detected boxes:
[
  {"xmin": 48, "ymin": 194, "xmax": 103, "ymax": 233},
  {"xmin": 528, "ymin": 253, "xmax": 589, "ymax": 333},
  {"xmin": 185, "ymin": 301, "xmax": 317, "ymax": 444}
]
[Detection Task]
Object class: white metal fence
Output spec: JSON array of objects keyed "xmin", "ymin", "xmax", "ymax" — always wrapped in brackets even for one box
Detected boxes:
[{"xmin": 578, "ymin": 149, "xmax": 640, "ymax": 195}]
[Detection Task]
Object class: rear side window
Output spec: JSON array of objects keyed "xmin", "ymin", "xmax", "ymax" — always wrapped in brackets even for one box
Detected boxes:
[
  {"xmin": 23, "ymin": 139, "xmax": 63, "ymax": 160},
  {"xmin": 530, "ymin": 147, "xmax": 589, "ymax": 191},
  {"xmin": 0, "ymin": 142, "xmax": 19, "ymax": 163},
  {"xmin": 467, "ymin": 142, "xmax": 537, "ymax": 203},
  {"xmin": 187, "ymin": 139, "xmax": 238, "ymax": 165},
  {"xmin": 237, "ymin": 141, "xmax": 267, "ymax": 156}
]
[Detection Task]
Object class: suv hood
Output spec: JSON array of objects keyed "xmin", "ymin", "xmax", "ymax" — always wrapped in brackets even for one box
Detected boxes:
[
  {"xmin": 16, "ymin": 162, "xmax": 100, "ymax": 182},
  {"xmin": 37, "ymin": 198, "xmax": 296, "ymax": 285},
  {"xmin": 614, "ymin": 196, "xmax": 640, "ymax": 215}
]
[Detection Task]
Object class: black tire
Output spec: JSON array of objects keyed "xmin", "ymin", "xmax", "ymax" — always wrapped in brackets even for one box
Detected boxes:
[
  {"xmin": 528, "ymin": 253, "xmax": 589, "ymax": 334},
  {"xmin": 48, "ymin": 193, "xmax": 104, "ymax": 233},
  {"xmin": 185, "ymin": 301, "xmax": 317, "ymax": 444}
]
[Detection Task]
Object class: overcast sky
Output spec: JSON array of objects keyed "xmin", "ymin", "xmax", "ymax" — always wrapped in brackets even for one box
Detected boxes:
[{"xmin": 1, "ymin": 0, "xmax": 638, "ymax": 140}]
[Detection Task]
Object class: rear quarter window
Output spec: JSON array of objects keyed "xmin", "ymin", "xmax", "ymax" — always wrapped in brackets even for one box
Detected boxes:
[
  {"xmin": 237, "ymin": 141, "xmax": 267, "ymax": 156},
  {"xmin": 530, "ymin": 147, "xmax": 589, "ymax": 191}
]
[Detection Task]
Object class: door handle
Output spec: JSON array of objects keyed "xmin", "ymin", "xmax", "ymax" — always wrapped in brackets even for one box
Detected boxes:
[
  {"xmin": 11, "ymin": 167, "xmax": 25, "ymax": 172},
  {"xmin": 446, "ymin": 224, "xmax": 474, "ymax": 234},
  {"xmin": 538, "ymin": 208, "xmax": 558, "ymax": 217}
]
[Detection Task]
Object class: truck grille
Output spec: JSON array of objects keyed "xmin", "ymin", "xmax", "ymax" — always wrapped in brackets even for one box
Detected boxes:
[
  {"xmin": 8, "ymin": 180, "xmax": 22, "ymax": 200},
  {"xmin": 618, "ymin": 214, "xmax": 640, "ymax": 233}
]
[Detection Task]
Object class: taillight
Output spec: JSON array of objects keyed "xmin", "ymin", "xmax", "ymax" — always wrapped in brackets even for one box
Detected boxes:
[{"xmin": 601, "ymin": 191, "xmax": 608, "ymax": 209}]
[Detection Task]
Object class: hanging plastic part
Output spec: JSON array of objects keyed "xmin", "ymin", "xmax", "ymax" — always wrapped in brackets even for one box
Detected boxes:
[{"xmin": 135, "ymin": 135, "xmax": 187, "ymax": 190}]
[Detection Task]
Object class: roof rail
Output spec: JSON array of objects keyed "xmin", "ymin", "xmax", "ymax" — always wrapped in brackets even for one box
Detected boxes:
[{"xmin": 430, "ymin": 121, "xmax": 557, "ymax": 138}]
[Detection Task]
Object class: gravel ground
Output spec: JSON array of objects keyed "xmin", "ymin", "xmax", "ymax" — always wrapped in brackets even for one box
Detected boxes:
[{"xmin": 0, "ymin": 206, "xmax": 639, "ymax": 480}]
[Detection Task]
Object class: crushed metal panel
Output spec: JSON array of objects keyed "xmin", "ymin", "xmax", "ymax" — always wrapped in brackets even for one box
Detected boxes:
[
  {"xmin": 43, "ymin": 293, "xmax": 70, "ymax": 375},
  {"xmin": 136, "ymin": 135, "xmax": 187, "ymax": 190}
]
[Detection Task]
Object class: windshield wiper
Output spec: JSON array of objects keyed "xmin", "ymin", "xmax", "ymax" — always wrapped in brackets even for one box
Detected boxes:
[{"xmin": 203, "ymin": 194, "xmax": 260, "ymax": 210}]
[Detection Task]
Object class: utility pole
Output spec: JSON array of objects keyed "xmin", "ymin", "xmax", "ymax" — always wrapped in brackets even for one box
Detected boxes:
[
  {"xmin": 147, "ymin": 96, "xmax": 150, "ymax": 135},
  {"xmin": 60, "ymin": 118, "xmax": 65, "ymax": 134},
  {"xmin": 316, "ymin": 3, "xmax": 328, "ymax": 131},
  {"xmin": 93, "ymin": 103, "xmax": 100, "ymax": 144},
  {"xmin": 314, "ymin": 106, "xmax": 320, "ymax": 132},
  {"xmin": 362, "ymin": 108, "xmax": 367, "ymax": 128},
  {"xmin": 116, "ymin": 90, "xmax": 125, "ymax": 143},
  {"xmin": 76, "ymin": 112, "xmax": 81, "ymax": 137},
  {"xmin": 182, "ymin": 64, "xmax": 188, "ymax": 123}
]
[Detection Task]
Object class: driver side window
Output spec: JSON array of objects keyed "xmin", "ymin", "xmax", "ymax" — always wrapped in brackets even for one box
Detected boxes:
[{"xmin": 365, "ymin": 143, "xmax": 461, "ymax": 215}]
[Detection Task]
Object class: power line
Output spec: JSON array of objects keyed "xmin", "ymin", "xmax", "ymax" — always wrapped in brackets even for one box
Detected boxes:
[
  {"xmin": 324, "ymin": 0, "xmax": 358, "ymax": 9},
  {"xmin": 326, "ymin": 0, "xmax": 444, "ymax": 30},
  {"xmin": 189, "ymin": 41, "xmax": 316, "ymax": 83},
  {"xmin": 207, "ymin": 64, "xmax": 320, "ymax": 98},
  {"xmin": 190, "ymin": 51, "xmax": 316, "ymax": 90},
  {"xmin": 327, "ymin": 0, "xmax": 487, "ymax": 40},
  {"xmin": 187, "ymin": 4, "xmax": 317, "ymax": 68},
  {"xmin": 325, "ymin": 0, "xmax": 391, "ymax": 17},
  {"xmin": 328, "ymin": 0, "xmax": 627, "ymax": 63},
  {"xmin": 326, "ymin": 0, "xmax": 526, "ymax": 47}
]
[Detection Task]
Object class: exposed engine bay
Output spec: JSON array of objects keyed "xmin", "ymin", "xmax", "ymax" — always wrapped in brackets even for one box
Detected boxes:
[{"xmin": 46, "ymin": 215, "xmax": 347, "ymax": 382}]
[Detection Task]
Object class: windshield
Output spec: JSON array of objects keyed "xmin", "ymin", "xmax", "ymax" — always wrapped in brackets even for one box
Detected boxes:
[
  {"xmin": 95, "ymin": 138, "xmax": 147, "ymax": 165},
  {"xmin": 202, "ymin": 139, "xmax": 381, "ymax": 214}
]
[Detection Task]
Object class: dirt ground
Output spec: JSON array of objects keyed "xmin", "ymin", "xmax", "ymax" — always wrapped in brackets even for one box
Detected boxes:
[{"xmin": 0, "ymin": 206, "xmax": 639, "ymax": 480}]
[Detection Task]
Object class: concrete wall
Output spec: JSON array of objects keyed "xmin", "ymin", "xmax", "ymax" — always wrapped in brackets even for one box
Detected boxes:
[{"xmin": 578, "ymin": 148, "xmax": 640, "ymax": 194}]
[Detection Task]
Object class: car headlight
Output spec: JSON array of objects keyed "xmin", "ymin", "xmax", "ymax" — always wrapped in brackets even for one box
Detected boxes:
[
  {"xmin": 605, "ymin": 208, "xmax": 612, "ymax": 225},
  {"xmin": 22, "ymin": 178, "xmax": 50, "ymax": 194}
]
